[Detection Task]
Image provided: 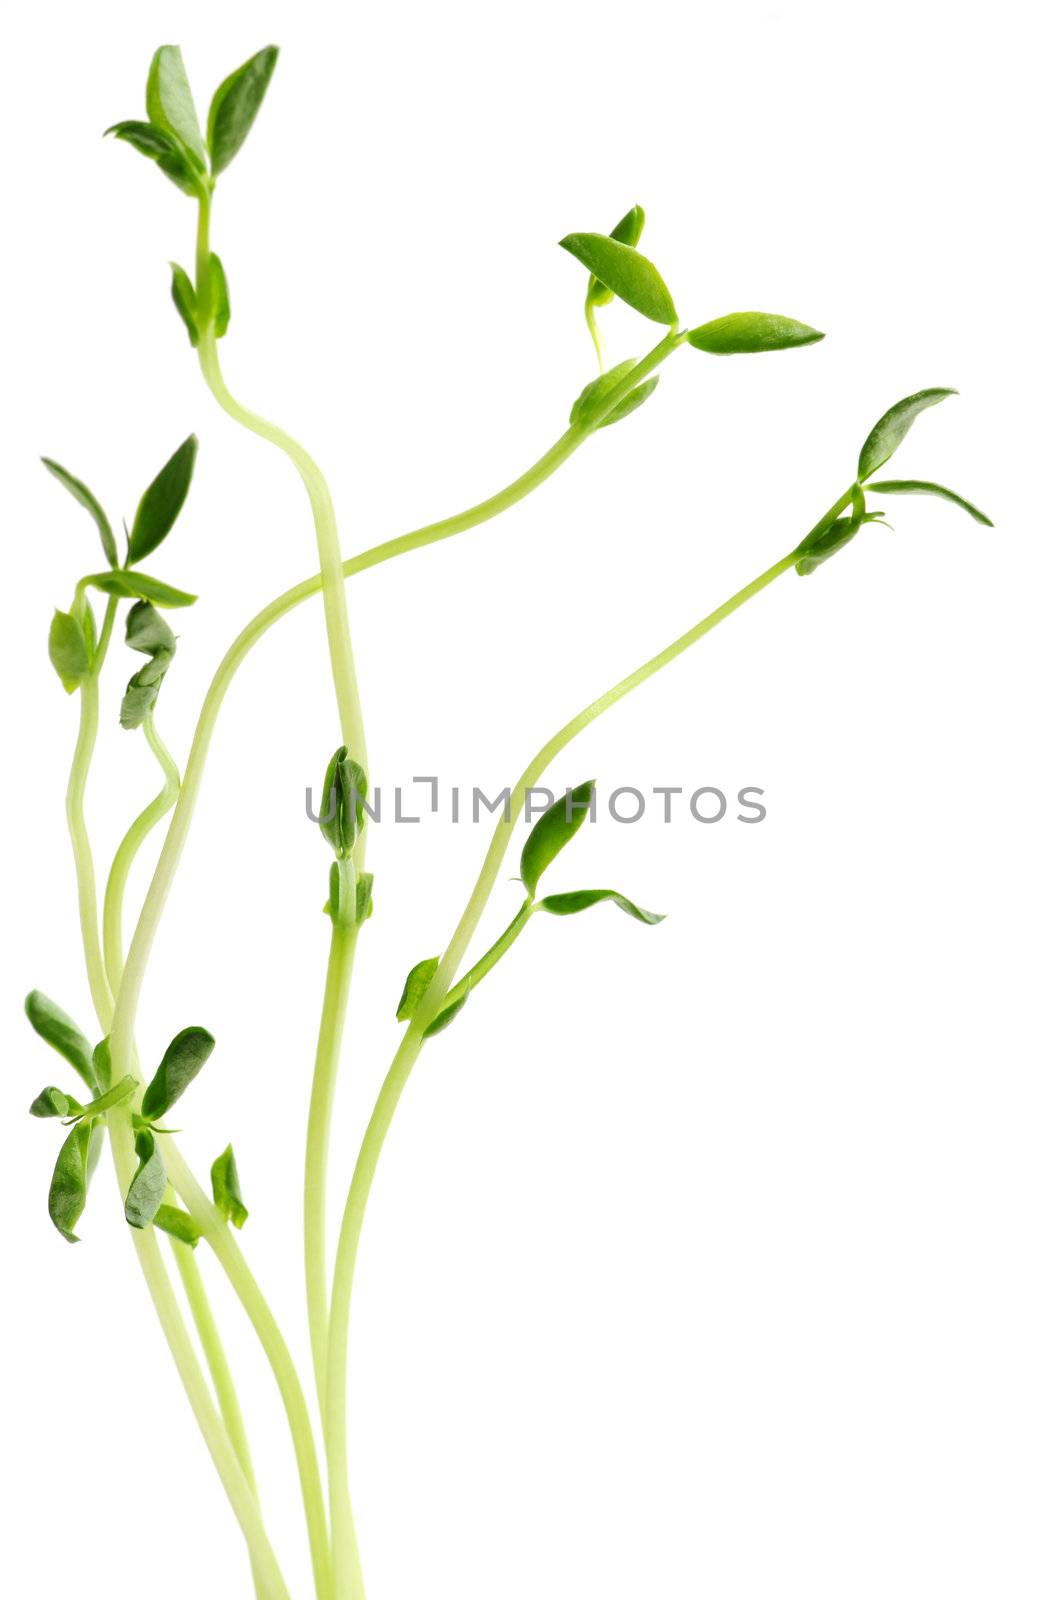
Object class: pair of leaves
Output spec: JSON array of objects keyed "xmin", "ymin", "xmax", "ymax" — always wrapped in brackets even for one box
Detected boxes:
[
  {"xmin": 569, "ymin": 359, "xmax": 659, "ymax": 433},
  {"xmin": 857, "ymin": 387, "xmax": 991, "ymax": 520},
  {"xmin": 42, "ymin": 433, "xmax": 196, "ymax": 569},
  {"xmin": 319, "ymin": 747, "xmax": 367, "ymax": 857},
  {"xmin": 140, "ymin": 1026, "xmax": 216, "ymax": 1124},
  {"xmin": 170, "ymin": 254, "xmax": 231, "ymax": 346},
  {"xmin": 109, "ymin": 45, "xmax": 278, "ymax": 192},
  {"xmin": 211, "ymin": 1144, "xmax": 248, "ymax": 1229},
  {"xmin": 121, "ymin": 601, "xmax": 177, "ymax": 729},
  {"xmin": 561, "ymin": 232, "xmax": 677, "ymax": 326}
]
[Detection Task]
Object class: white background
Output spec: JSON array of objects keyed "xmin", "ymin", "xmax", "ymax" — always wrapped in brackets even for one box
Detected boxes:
[{"xmin": 1, "ymin": 2, "xmax": 1059, "ymax": 1596}]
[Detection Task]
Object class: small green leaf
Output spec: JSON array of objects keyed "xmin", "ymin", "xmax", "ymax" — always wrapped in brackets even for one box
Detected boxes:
[
  {"xmin": 127, "ymin": 434, "xmax": 198, "ymax": 565},
  {"xmin": 793, "ymin": 512, "xmax": 882, "ymax": 577},
  {"xmin": 599, "ymin": 378, "xmax": 658, "ymax": 427},
  {"xmin": 49, "ymin": 1121, "xmax": 95, "ymax": 1242},
  {"xmin": 423, "ymin": 987, "xmax": 468, "ymax": 1038},
  {"xmin": 154, "ymin": 1203, "xmax": 203, "ymax": 1247},
  {"xmin": 106, "ymin": 120, "xmax": 200, "ymax": 195},
  {"xmin": 857, "ymin": 388, "xmax": 957, "ymax": 483},
  {"xmin": 125, "ymin": 1129, "xmax": 167, "ymax": 1229},
  {"xmin": 587, "ymin": 205, "xmax": 645, "ymax": 307},
  {"xmin": 206, "ymin": 46, "xmax": 279, "ymax": 175},
  {"xmin": 48, "ymin": 609, "xmax": 91, "ymax": 693},
  {"xmin": 85, "ymin": 570, "xmax": 197, "ymax": 608},
  {"xmin": 356, "ymin": 872, "xmax": 374, "ymax": 926},
  {"xmin": 41, "ymin": 458, "xmax": 118, "ymax": 567},
  {"xmin": 77, "ymin": 1075, "xmax": 138, "ymax": 1119},
  {"xmin": 25, "ymin": 991, "xmax": 96, "ymax": 1091},
  {"xmin": 539, "ymin": 889, "xmax": 665, "ymax": 924},
  {"xmin": 687, "ymin": 312, "xmax": 825, "ymax": 355},
  {"xmin": 121, "ymin": 601, "xmax": 177, "ymax": 730},
  {"xmin": 211, "ymin": 1145, "xmax": 248, "ymax": 1229},
  {"xmin": 146, "ymin": 46, "xmax": 207, "ymax": 170},
  {"xmin": 141, "ymin": 1026, "xmax": 215, "ymax": 1122},
  {"xmin": 319, "ymin": 747, "xmax": 366, "ymax": 857},
  {"xmin": 93, "ymin": 1038, "xmax": 112, "ymax": 1092},
  {"xmin": 30, "ymin": 1087, "xmax": 79, "ymax": 1119},
  {"xmin": 865, "ymin": 479, "xmax": 992, "ymax": 526},
  {"xmin": 396, "ymin": 957, "xmax": 440, "ymax": 1021},
  {"xmin": 520, "ymin": 781, "xmax": 595, "ymax": 895},
  {"xmin": 209, "ymin": 253, "xmax": 231, "ymax": 337},
  {"xmin": 560, "ymin": 233, "xmax": 677, "ymax": 325},
  {"xmin": 170, "ymin": 263, "xmax": 199, "ymax": 346}
]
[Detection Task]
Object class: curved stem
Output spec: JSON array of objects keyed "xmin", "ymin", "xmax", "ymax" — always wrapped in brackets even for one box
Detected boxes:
[
  {"xmin": 324, "ymin": 539, "xmax": 822, "ymax": 1592},
  {"xmin": 163, "ymin": 1140, "xmax": 333, "ymax": 1600},
  {"xmin": 66, "ymin": 602, "xmax": 117, "ymax": 1024},
  {"xmin": 103, "ymin": 715, "xmax": 180, "ymax": 994}
]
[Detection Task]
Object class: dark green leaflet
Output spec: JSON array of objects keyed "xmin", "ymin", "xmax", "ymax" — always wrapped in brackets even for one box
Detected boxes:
[
  {"xmin": 206, "ymin": 46, "xmax": 280, "ymax": 175},
  {"xmin": 41, "ymin": 458, "xmax": 119, "ymax": 567},
  {"xmin": 141, "ymin": 1027, "xmax": 216, "ymax": 1122},
  {"xmin": 539, "ymin": 889, "xmax": 665, "ymax": 923},
  {"xmin": 857, "ymin": 389, "xmax": 956, "ymax": 482},
  {"xmin": 520, "ymin": 781, "xmax": 596, "ymax": 894}
]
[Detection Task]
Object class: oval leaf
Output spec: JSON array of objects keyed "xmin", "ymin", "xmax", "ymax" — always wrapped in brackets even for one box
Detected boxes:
[
  {"xmin": 207, "ymin": 46, "xmax": 279, "ymax": 176},
  {"xmin": 538, "ymin": 889, "xmax": 665, "ymax": 924},
  {"xmin": 423, "ymin": 988, "xmax": 468, "ymax": 1038},
  {"xmin": 520, "ymin": 780, "xmax": 595, "ymax": 895},
  {"xmin": 857, "ymin": 388, "xmax": 957, "ymax": 483},
  {"xmin": 86, "ymin": 570, "xmax": 197, "ymax": 608},
  {"xmin": 41, "ymin": 458, "xmax": 118, "ymax": 567},
  {"xmin": 598, "ymin": 378, "xmax": 658, "ymax": 428},
  {"xmin": 169, "ymin": 263, "xmax": 199, "ymax": 346},
  {"xmin": 48, "ymin": 609, "xmax": 91, "ymax": 693},
  {"xmin": 560, "ymin": 233, "xmax": 677, "ymax": 325},
  {"xmin": 125, "ymin": 1129, "xmax": 167, "ymax": 1229},
  {"xmin": 687, "ymin": 312, "xmax": 825, "ymax": 356},
  {"xmin": 127, "ymin": 434, "xmax": 198, "ymax": 565},
  {"xmin": 25, "ymin": 991, "xmax": 96, "ymax": 1090},
  {"xmin": 209, "ymin": 252, "xmax": 231, "ymax": 337},
  {"xmin": 396, "ymin": 956, "xmax": 440, "ymax": 1021},
  {"xmin": 30, "ymin": 1087, "xmax": 79, "ymax": 1119},
  {"xmin": 106, "ymin": 120, "xmax": 200, "ymax": 195},
  {"xmin": 211, "ymin": 1144, "xmax": 248, "ymax": 1229},
  {"xmin": 141, "ymin": 1026, "xmax": 215, "ymax": 1123},
  {"xmin": 588, "ymin": 204, "xmax": 645, "ymax": 307},
  {"xmin": 49, "ymin": 1122, "xmax": 94, "ymax": 1242},
  {"xmin": 154, "ymin": 1203, "xmax": 203, "ymax": 1247},
  {"xmin": 864, "ymin": 479, "xmax": 992, "ymax": 526},
  {"xmin": 146, "ymin": 45, "xmax": 207, "ymax": 169}
]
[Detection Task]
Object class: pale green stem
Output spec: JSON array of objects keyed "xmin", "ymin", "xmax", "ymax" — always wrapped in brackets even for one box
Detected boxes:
[
  {"xmin": 323, "ymin": 527, "xmax": 847, "ymax": 1593},
  {"xmin": 162, "ymin": 1139, "xmax": 334, "ymax": 1600},
  {"xmin": 64, "ymin": 624, "xmax": 289, "ymax": 1594},
  {"xmin": 305, "ymin": 862, "xmax": 360, "ymax": 1420},
  {"xmin": 584, "ymin": 294, "xmax": 606, "ymax": 372},
  {"xmin": 103, "ymin": 714, "xmax": 180, "ymax": 994}
]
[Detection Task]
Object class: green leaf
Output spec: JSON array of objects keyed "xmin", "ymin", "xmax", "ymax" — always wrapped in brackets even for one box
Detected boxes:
[
  {"xmin": 93, "ymin": 1038, "xmax": 112, "ymax": 1092},
  {"xmin": 209, "ymin": 253, "xmax": 231, "ymax": 337},
  {"xmin": 687, "ymin": 312, "xmax": 825, "ymax": 355},
  {"xmin": 85, "ymin": 570, "xmax": 197, "ymax": 608},
  {"xmin": 77, "ymin": 1075, "xmax": 138, "ymax": 1119},
  {"xmin": 794, "ymin": 512, "xmax": 874, "ymax": 577},
  {"xmin": 569, "ymin": 359, "xmax": 659, "ymax": 431},
  {"xmin": 127, "ymin": 434, "xmax": 198, "ymax": 565},
  {"xmin": 865, "ymin": 479, "xmax": 992, "ymax": 526},
  {"xmin": 211, "ymin": 1145, "xmax": 248, "ymax": 1229},
  {"xmin": 396, "ymin": 956, "xmax": 440, "ymax": 1021},
  {"xmin": 560, "ymin": 233, "xmax": 677, "ymax": 325},
  {"xmin": 49, "ymin": 1121, "xmax": 95, "ymax": 1242},
  {"xmin": 539, "ymin": 889, "xmax": 665, "ymax": 924},
  {"xmin": 587, "ymin": 205, "xmax": 645, "ymax": 307},
  {"xmin": 319, "ymin": 747, "xmax": 365, "ymax": 857},
  {"xmin": 146, "ymin": 46, "xmax": 207, "ymax": 169},
  {"xmin": 154, "ymin": 1203, "xmax": 203, "ymax": 1247},
  {"xmin": 106, "ymin": 120, "xmax": 200, "ymax": 195},
  {"xmin": 356, "ymin": 872, "xmax": 374, "ymax": 926},
  {"xmin": 121, "ymin": 601, "xmax": 177, "ymax": 730},
  {"xmin": 169, "ymin": 262, "xmax": 199, "ymax": 346},
  {"xmin": 25, "ymin": 991, "xmax": 96, "ymax": 1091},
  {"xmin": 30, "ymin": 1087, "xmax": 80, "ymax": 1119},
  {"xmin": 125, "ymin": 1129, "xmax": 167, "ymax": 1229},
  {"xmin": 857, "ymin": 388, "xmax": 957, "ymax": 482},
  {"xmin": 520, "ymin": 780, "xmax": 595, "ymax": 895},
  {"xmin": 141, "ymin": 1026, "xmax": 215, "ymax": 1122},
  {"xmin": 423, "ymin": 988, "xmax": 468, "ymax": 1038},
  {"xmin": 206, "ymin": 46, "xmax": 279, "ymax": 175},
  {"xmin": 48, "ymin": 609, "xmax": 91, "ymax": 693},
  {"xmin": 41, "ymin": 458, "xmax": 118, "ymax": 567}
]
